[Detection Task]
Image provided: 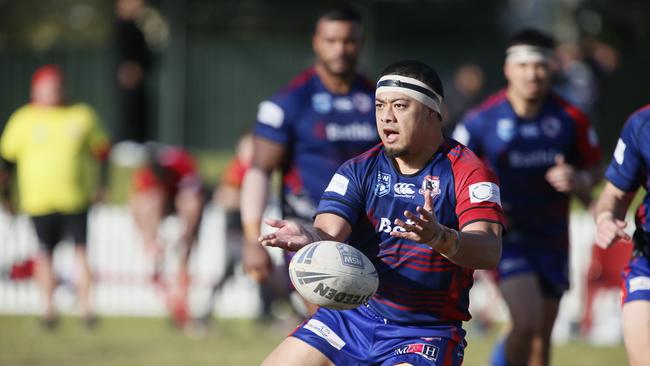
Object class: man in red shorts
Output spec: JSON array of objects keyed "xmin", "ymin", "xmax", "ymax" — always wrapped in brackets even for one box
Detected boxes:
[{"xmin": 130, "ymin": 142, "xmax": 203, "ymax": 328}]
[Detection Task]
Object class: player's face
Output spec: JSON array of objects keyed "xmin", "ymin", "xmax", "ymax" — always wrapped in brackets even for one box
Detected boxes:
[
  {"xmin": 504, "ymin": 60, "xmax": 551, "ymax": 101},
  {"xmin": 313, "ymin": 20, "xmax": 362, "ymax": 77},
  {"xmin": 375, "ymin": 91, "xmax": 436, "ymax": 158},
  {"xmin": 31, "ymin": 75, "xmax": 64, "ymax": 106}
]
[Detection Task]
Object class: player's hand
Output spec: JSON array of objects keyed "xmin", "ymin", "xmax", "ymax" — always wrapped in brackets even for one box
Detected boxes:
[
  {"xmin": 391, "ymin": 189, "xmax": 456, "ymax": 255},
  {"xmin": 242, "ymin": 238, "xmax": 273, "ymax": 283},
  {"xmin": 259, "ymin": 219, "xmax": 313, "ymax": 252},
  {"xmin": 545, "ymin": 155, "xmax": 576, "ymax": 193},
  {"xmin": 595, "ymin": 212, "xmax": 630, "ymax": 249}
]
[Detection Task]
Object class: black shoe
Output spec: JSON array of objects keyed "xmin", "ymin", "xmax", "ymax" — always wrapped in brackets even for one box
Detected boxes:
[{"xmin": 40, "ymin": 315, "xmax": 59, "ymax": 331}]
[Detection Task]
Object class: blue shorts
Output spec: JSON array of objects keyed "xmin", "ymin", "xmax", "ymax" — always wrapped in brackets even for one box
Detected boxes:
[
  {"xmin": 623, "ymin": 256, "xmax": 650, "ymax": 304},
  {"xmin": 291, "ymin": 304, "xmax": 466, "ymax": 366},
  {"xmin": 496, "ymin": 245, "xmax": 569, "ymax": 299}
]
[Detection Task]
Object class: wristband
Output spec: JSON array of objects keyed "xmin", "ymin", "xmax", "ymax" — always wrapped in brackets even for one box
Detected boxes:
[{"xmin": 441, "ymin": 229, "xmax": 461, "ymax": 259}]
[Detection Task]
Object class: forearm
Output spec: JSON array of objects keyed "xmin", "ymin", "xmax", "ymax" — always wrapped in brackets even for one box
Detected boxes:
[
  {"xmin": 240, "ymin": 167, "xmax": 271, "ymax": 244},
  {"xmin": 428, "ymin": 225, "xmax": 502, "ymax": 270},
  {"xmin": 594, "ymin": 182, "xmax": 634, "ymax": 223}
]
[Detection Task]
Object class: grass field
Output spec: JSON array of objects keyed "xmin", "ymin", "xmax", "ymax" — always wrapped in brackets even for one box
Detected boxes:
[{"xmin": 0, "ymin": 315, "xmax": 627, "ymax": 366}]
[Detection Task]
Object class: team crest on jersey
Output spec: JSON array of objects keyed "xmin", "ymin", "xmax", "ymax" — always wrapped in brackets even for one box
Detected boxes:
[
  {"xmin": 336, "ymin": 243, "xmax": 364, "ymax": 269},
  {"xmin": 497, "ymin": 118, "xmax": 515, "ymax": 142},
  {"xmin": 375, "ymin": 172, "xmax": 391, "ymax": 197},
  {"xmin": 353, "ymin": 93, "xmax": 372, "ymax": 113},
  {"xmin": 541, "ymin": 117, "xmax": 561, "ymax": 138},
  {"xmin": 419, "ymin": 176, "xmax": 441, "ymax": 198},
  {"xmin": 393, "ymin": 343, "xmax": 439, "ymax": 361},
  {"xmin": 312, "ymin": 93, "xmax": 332, "ymax": 114}
]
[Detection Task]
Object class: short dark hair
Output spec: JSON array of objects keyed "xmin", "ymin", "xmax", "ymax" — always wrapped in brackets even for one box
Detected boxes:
[
  {"xmin": 507, "ymin": 28, "xmax": 555, "ymax": 50},
  {"xmin": 380, "ymin": 60, "xmax": 444, "ymax": 99},
  {"xmin": 316, "ymin": 5, "xmax": 362, "ymax": 27}
]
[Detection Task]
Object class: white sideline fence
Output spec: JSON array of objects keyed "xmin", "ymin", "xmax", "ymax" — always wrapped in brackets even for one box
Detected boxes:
[{"xmin": 0, "ymin": 205, "xmax": 629, "ymax": 344}]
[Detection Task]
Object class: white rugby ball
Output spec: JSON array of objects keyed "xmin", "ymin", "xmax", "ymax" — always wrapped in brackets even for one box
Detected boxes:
[{"xmin": 289, "ymin": 241, "xmax": 378, "ymax": 310}]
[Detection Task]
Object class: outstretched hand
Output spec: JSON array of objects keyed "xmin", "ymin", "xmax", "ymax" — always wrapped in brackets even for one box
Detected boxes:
[
  {"xmin": 595, "ymin": 212, "xmax": 631, "ymax": 249},
  {"xmin": 390, "ymin": 189, "xmax": 449, "ymax": 252},
  {"xmin": 259, "ymin": 219, "xmax": 314, "ymax": 252}
]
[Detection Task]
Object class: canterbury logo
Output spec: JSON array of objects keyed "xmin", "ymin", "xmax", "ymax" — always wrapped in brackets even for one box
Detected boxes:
[{"xmin": 393, "ymin": 183, "xmax": 416, "ymax": 195}]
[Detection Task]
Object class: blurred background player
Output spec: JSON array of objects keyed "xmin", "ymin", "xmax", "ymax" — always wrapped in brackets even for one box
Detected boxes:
[
  {"xmin": 595, "ymin": 103, "xmax": 650, "ymax": 366},
  {"xmin": 114, "ymin": 0, "xmax": 152, "ymax": 143},
  {"xmin": 258, "ymin": 60, "xmax": 505, "ymax": 366},
  {"xmin": 130, "ymin": 142, "xmax": 203, "ymax": 328},
  {"xmin": 240, "ymin": 6, "xmax": 378, "ymax": 315},
  {"xmin": 453, "ymin": 29, "xmax": 602, "ymax": 366},
  {"xmin": 0, "ymin": 65, "xmax": 110, "ymax": 329}
]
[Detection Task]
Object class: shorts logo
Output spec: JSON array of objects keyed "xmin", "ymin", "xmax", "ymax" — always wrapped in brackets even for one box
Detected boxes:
[
  {"xmin": 497, "ymin": 118, "xmax": 515, "ymax": 142},
  {"xmin": 394, "ymin": 183, "xmax": 416, "ymax": 198},
  {"xmin": 312, "ymin": 93, "xmax": 332, "ymax": 114},
  {"xmin": 375, "ymin": 172, "xmax": 391, "ymax": 197},
  {"xmin": 304, "ymin": 319, "xmax": 346, "ymax": 350},
  {"xmin": 336, "ymin": 243, "xmax": 364, "ymax": 269},
  {"xmin": 419, "ymin": 176, "xmax": 441, "ymax": 198},
  {"xmin": 394, "ymin": 343, "xmax": 439, "ymax": 361}
]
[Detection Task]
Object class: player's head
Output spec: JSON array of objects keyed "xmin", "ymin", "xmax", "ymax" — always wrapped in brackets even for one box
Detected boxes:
[
  {"xmin": 375, "ymin": 60, "xmax": 444, "ymax": 158},
  {"xmin": 504, "ymin": 28, "xmax": 555, "ymax": 101},
  {"xmin": 313, "ymin": 6, "xmax": 363, "ymax": 77},
  {"xmin": 31, "ymin": 65, "xmax": 64, "ymax": 106}
]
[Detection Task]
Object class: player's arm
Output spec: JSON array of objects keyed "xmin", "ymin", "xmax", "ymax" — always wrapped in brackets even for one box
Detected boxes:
[
  {"xmin": 594, "ymin": 181, "xmax": 635, "ymax": 248},
  {"xmin": 392, "ymin": 189, "xmax": 502, "ymax": 269},
  {"xmin": 260, "ymin": 213, "xmax": 352, "ymax": 251},
  {"xmin": 240, "ymin": 136, "xmax": 285, "ymax": 282}
]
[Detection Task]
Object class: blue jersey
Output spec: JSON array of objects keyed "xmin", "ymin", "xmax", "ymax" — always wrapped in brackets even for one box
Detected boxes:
[
  {"xmin": 605, "ymin": 104, "xmax": 650, "ymax": 247},
  {"xmin": 317, "ymin": 140, "xmax": 505, "ymax": 327},
  {"xmin": 254, "ymin": 68, "xmax": 378, "ymax": 220},
  {"xmin": 453, "ymin": 90, "xmax": 601, "ymax": 251}
]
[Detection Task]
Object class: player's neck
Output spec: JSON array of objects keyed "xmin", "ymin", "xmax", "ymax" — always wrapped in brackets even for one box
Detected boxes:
[
  {"xmin": 393, "ymin": 133, "xmax": 443, "ymax": 175},
  {"xmin": 315, "ymin": 63, "xmax": 355, "ymax": 94},
  {"xmin": 507, "ymin": 88, "xmax": 545, "ymax": 120}
]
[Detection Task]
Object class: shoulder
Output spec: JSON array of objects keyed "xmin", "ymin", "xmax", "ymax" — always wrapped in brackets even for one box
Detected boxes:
[
  {"xmin": 354, "ymin": 73, "xmax": 376, "ymax": 93},
  {"xmin": 461, "ymin": 89, "xmax": 508, "ymax": 125},
  {"xmin": 621, "ymin": 103, "xmax": 650, "ymax": 141},
  {"xmin": 550, "ymin": 93, "xmax": 590, "ymax": 127},
  {"xmin": 272, "ymin": 68, "xmax": 317, "ymax": 103},
  {"xmin": 445, "ymin": 139, "xmax": 489, "ymax": 174}
]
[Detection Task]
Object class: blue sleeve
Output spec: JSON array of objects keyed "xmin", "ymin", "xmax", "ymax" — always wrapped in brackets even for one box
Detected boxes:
[
  {"xmin": 452, "ymin": 112, "xmax": 483, "ymax": 154},
  {"xmin": 315, "ymin": 161, "xmax": 365, "ymax": 226},
  {"xmin": 605, "ymin": 114, "xmax": 647, "ymax": 192},
  {"xmin": 253, "ymin": 92, "xmax": 295, "ymax": 145}
]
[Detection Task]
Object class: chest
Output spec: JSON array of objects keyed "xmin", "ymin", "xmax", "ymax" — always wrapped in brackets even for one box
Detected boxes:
[
  {"xmin": 292, "ymin": 92, "xmax": 376, "ymax": 148},
  {"xmin": 364, "ymin": 167, "xmax": 459, "ymax": 235},
  {"xmin": 481, "ymin": 114, "xmax": 575, "ymax": 169}
]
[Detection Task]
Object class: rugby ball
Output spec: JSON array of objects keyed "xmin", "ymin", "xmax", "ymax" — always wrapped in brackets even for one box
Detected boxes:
[{"xmin": 289, "ymin": 241, "xmax": 378, "ymax": 310}]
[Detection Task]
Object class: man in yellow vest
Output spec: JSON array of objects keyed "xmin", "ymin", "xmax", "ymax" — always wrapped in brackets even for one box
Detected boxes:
[{"xmin": 0, "ymin": 65, "xmax": 110, "ymax": 329}]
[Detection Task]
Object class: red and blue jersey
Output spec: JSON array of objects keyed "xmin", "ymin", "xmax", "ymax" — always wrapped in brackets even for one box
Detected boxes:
[
  {"xmin": 254, "ymin": 68, "xmax": 378, "ymax": 220},
  {"xmin": 605, "ymin": 104, "xmax": 650, "ymax": 247},
  {"xmin": 453, "ymin": 90, "xmax": 601, "ymax": 251},
  {"xmin": 316, "ymin": 140, "xmax": 505, "ymax": 328}
]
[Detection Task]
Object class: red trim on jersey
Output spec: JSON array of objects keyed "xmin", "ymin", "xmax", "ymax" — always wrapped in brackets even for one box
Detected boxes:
[
  {"xmin": 283, "ymin": 67, "xmax": 317, "ymax": 91},
  {"xmin": 447, "ymin": 144, "xmax": 506, "ymax": 230},
  {"xmin": 464, "ymin": 89, "xmax": 507, "ymax": 120},
  {"xmin": 552, "ymin": 94, "xmax": 602, "ymax": 168},
  {"xmin": 442, "ymin": 339, "xmax": 456, "ymax": 366},
  {"xmin": 637, "ymin": 204, "xmax": 647, "ymax": 225},
  {"xmin": 352, "ymin": 143, "xmax": 383, "ymax": 163},
  {"xmin": 631, "ymin": 103, "xmax": 650, "ymax": 116}
]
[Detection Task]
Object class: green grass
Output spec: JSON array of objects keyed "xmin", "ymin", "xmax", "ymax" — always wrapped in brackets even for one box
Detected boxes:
[{"xmin": 0, "ymin": 316, "xmax": 627, "ymax": 366}]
